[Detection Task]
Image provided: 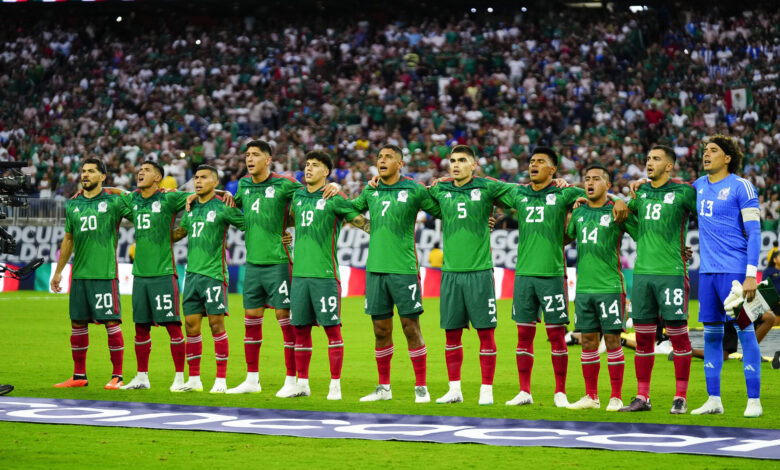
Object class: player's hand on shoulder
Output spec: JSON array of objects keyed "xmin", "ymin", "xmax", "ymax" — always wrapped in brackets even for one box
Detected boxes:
[
  {"xmin": 322, "ymin": 183, "xmax": 341, "ymax": 199},
  {"xmin": 70, "ymin": 189, "xmax": 83, "ymax": 199},
  {"xmin": 184, "ymin": 193, "xmax": 198, "ymax": 211},
  {"xmin": 367, "ymin": 176, "xmax": 380, "ymax": 188},
  {"xmin": 628, "ymin": 178, "xmax": 647, "ymax": 198},
  {"xmin": 552, "ymin": 178, "xmax": 569, "ymax": 188},
  {"xmin": 221, "ymin": 192, "xmax": 236, "ymax": 208},
  {"xmin": 572, "ymin": 197, "xmax": 587, "ymax": 209},
  {"xmin": 612, "ymin": 198, "xmax": 629, "ymax": 223}
]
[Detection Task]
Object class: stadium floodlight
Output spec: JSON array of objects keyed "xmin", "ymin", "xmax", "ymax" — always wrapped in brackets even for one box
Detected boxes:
[
  {"xmin": 195, "ymin": 39, "xmax": 202, "ymax": 45},
  {"xmin": 521, "ymin": 7, "xmax": 527, "ymax": 12},
  {"xmin": 470, "ymin": 7, "xmax": 477, "ymax": 13},
  {"xmin": 487, "ymin": 7, "xmax": 494, "ymax": 13},
  {"xmin": 116, "ymin": 16, "xmax": 123, "ymax": 23},
  {"xmin": 628, "ymin": 5, "xmax": 648, "ymax": 13}
]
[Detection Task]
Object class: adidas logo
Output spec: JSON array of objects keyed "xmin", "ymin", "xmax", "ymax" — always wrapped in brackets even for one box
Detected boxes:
[
  {"xmin": 559, "ymin": 312, "xmax": 567, "ymax": 318},
  {"xmin": 745, "ymin": 364, "xmax": 756, "ymax": 372},
  {"xmin": 245, "ymin": 189, "xmax": 250, "ymax": 194},
  {"xmin": 372, "ymin": 192, "xmax": 379, "ymax": 197},
  {"xmin": 217, "ymin": 304, "xmax": 225, "ymax": 309},
  {"xmin": 521, "ymin": 197, "xmax": 528, "ymax": 202},
  {"xmin": 577, "ymin": 217, "xmax": 584, "ymax": 222},
  {"xmin": 641, "ymin": 193, "xmax": 647, "ymax": 198},
  {"xmin": 331, "ymin": 314, "xmax": 339, "ymax": 321},
  {"xmin": 414, "ymin": 302, "xmax": 422, "ymax": 308},
  {"xmin": 445, "ymin": 193, "xmax": 452, "ymax": 198},
  {"xmin": 675, "ymin": 308, "xmax": 683, "ymax": 315},
  {"xmin": 699, "ymin": 189, "xmax": 704, "ymax": 194},
  {"xmin": 133, "ymin": 205, "xmax": 138, "ymax": 210},
  {"xmin": 491, "ymin": 316, "xmax": 497, "ymax": 323},
  {"xmin": 166, "ymin": 311, "xmax": 174, "ymax": 317},
  {"xmin": 105, "ymin": 311, "xmax": 113, "ymax": 316},
  {"xmin": 297, "ymin": 201, "xmax": 302, "ymax": 206},
  {"xmin": 704, "ymin": 361, "xmax": 715, "ymax": 369},
  {"xmin": 74, "ymin": 207, "xmax": 80, "ymax": 212},
  {"xmin": 283, "ymin": 298, "xmax": 290, "ymax": 304},
  {"xmin": 613, "ymin": 318, "xmax": 621, "ymax": 325}
]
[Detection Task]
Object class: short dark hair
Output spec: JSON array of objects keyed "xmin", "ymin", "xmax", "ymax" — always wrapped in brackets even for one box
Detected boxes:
[
  {"xmin": 708, "ymin": 134, "xmax": 744, "ymax": 174},
  {"xmin": 305, "ymin": 150, "xmax": 333, "ymax": 174},
  {"xmin": 379, "ymin": 144, "xmax": 403, "ymax": 159},
  {"xmin": 585, "ymin": 163, "xmax": 611, "ymax": 183},
  {"xmin": 141, "ymin": 159, "xmax": 165, "ymax": 177},
  {"xmin": 651, "ymin": 144, "xmax": 676, "ymax": 164},
  {"xmin": 81, "ymin": 157, "xmax": 107, "ymax": 175},
  {"xmin": 195, "ymin": 164, "xmax": 219, "ymax": 178},
  {"xmin": 245, "ymin": 139, "xmax": 273, "ymax": 156},
  {"xmin": 531, "ymin": 146, "xmax": 558, "ymax": 166},
  {"xmin": 450, "ymin": 145, "xmax": 476, "ymax": 160}
]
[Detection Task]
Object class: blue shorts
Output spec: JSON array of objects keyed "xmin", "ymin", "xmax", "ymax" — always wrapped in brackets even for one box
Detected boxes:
[{"xmin": 698, "ymin": 273, "xmax": 742, "ymax": 324}]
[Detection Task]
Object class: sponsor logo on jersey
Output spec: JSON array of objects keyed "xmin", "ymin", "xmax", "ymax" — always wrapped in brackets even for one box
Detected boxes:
[
  {"xmin": 297, "ymin": 201, "xmax": 302, "ymax": 206},
  {"xmin": 675, "ymin": 308, "xmax": 683, "ymax": 315},
  {"xmin": 546, "ymin": 194, "xmax": 556, "ymax": 205},
  {"xmin": 704, "ymin": 361, "xmax": 715, "ymax": 369},
  {"xmin": 245, "ymin": 189, "xmax": 250, "ymax": 195},
  {"xmin": 187, "ymin": 212, "xmax": 193, "ymax": 217},
  {"xmin": 470, "ymin": 189, "xmax": 481, "ymax": 201},
  {"xmin": 744, "ymin": 364, "xmax": 756, "ymax": 372},
  {"xmin": 206, "ymin": 210, "xmax": 217, "ymax": 222},
  {"xmin": 73, "ymin": 207, "xmax": 80, "ymax": 212},
  {"xmin": 283, "ymin": 298, "xmax": 290, "ymax": 304},
  {"xmin": 217, "ymin": 303, "xmax": 225, "ymax": 309},
  {"xmin": 613, "ymin": 318, "xmax": 621, "ymax": 325},
  {"xmin": 521, "ymin": 197, "xmax": 528, "ymax": 203},
  {"xmin": 330, "ymin": 314, "xmax": 339, "ymax": 321},
  {"xmin": 265, "ymin": 186, "xmax": 275, "ymax": 198},
  {"xmin": 413, "ymin": 302, "xmax": 422, "ymax": 309},
  {"xmin": 577, "ymin": 217, "xmax": 584, "ymax": 222},
  {"xmin": 490, "ymin": 316, "xmax": 497, "ymax": 323},
  {"xmin": 600, "ymin": 214, "xmax": 611, "ymax": 227},
  {"xmin": 664, "ymin": 192, "xmax": 675, "ymax": 204},
  {"xmin": 166, "ymin": 311, "xmax": 174, "ymax": 317},
  {"xmin": 133, "ymin": 205, "xmax": 138, "ymax": 210},
  {"xmin": 105, "ymin": 310, "xmax": 113, "ymax": 316},
  {"xmin": 98, "ymin": 201, "xmax": 108, "ymax": 213},
  {"xmin": 640, "ymin": 193, "xmax": 647, "ymax": 198},
  {"xmin": 316, "ymin": 199, "xmax": 327, "ymax": 210},
  {"xmin": 717, "ymin": 187, "xmax": 730, "ymax": 200},
  {"xmin": 445, "ymin": 193, "xmax": 452, "ymax": 198},
  {"xmin": 152, "ymin": 201, "xmax": 162, "ymax": 213},
  {"xmin": 398, "ymin": 190, "xmax": 408, "ymax": 202},
  {"xmin": 559, "ymin": 312, "xmax": 567, "ymax": 318},
  {"xmin": 699, "ymin": 188, "xmax": 704, "ymax": 194},
  {"xmin": 372, "ymin": 191, "xmax": 379, "ymax": 197}
]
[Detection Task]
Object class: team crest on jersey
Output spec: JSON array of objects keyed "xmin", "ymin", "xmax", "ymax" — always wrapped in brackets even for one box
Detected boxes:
[
  {"xmin": 152, "ymin": 201, "xmax": 162, "ymax": 213},
  {"xmin": 316, "ymin": 199, "xmax": 327, "ymax": 210},
  {"xmin": 265, "ymin": 186, "xmax": 275, "ymax": 198},
  {"xmin": 663, "ymin": 192, "xmax": 675, "ymax": 204},
  {"xmin": 397, "ymin": 190, "xmax": 408, "ymax": 202},
  {"xmin": 206, "ymin": 210, "xmax": 216, "ymax": 222},
  {"xmin": 600, "ymin": 214, "xmax": 611, "ymax": 227},
  {"xmin": 470, "ymin": 189, "xmax": 481, "ymax": 201},
  {"xmin": 717, "ymin": 187, "xmax": 730, "ymax": 200},
  {"xmin": 545, "ymin": 194, "xmax": 556, "ymax": 205},
  {"xmin": 98, "ymin": 201, "xmax": 108, "ymax": 213}
]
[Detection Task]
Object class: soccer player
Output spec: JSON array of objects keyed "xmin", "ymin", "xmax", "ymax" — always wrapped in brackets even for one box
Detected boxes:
[
  {"xmin": 116, "ymin": 161, "xmax": 190, "ymax": 391},
  {"xmin": 565, "ymin": 164, "xmax": 635, "ymax": 411},
  {"xmin": 352, "ymin": 144, "xmax": 441, "ymax": 404},
  {"xmin": 691, "ymin": 135, "xmax": 763, "ymax": 417},
  {"xmin": 226, "ymin": 140, "xmax": 338, "ymax": 396},
  {"xmin": 51, "ymin": 158, "xmax": 131, "ymax": 389},
  {"xmin": 171, "ymin": 165, "xmax": 245, "ymax": 393},
  {"xmin": 500, "ymin": 147, "xmax": 628, "ymax": 407},
  {"xmin": 620, "ymin": 145, "xmax": 696, "ymax": 414},
  {"xmin": 281, "ymin": 151, "xmax": 369, "ymax": 400},
  {"xmin": 427, "ymin": 145, "xmax": 513, "ymax": 405}
]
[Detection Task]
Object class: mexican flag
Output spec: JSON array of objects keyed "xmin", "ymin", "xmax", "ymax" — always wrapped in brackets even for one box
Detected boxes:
[{"xmin": 725, "ymin": 87, "xmax": 753, "ymax": 111}]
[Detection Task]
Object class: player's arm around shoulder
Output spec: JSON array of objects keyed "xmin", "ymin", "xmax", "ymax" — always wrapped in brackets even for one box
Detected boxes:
[{"xmin": 333, "ymin": 193, "xmax": 370, "ymax": 233}]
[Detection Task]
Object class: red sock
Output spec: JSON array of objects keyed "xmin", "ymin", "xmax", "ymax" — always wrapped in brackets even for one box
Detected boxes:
[
  {"xmin": 106, "ymin": 324, "xmax": 124, "ymax": 376},
  {"xmin": 375, "ymin": 344, "xmax": 394, "ymax": 385},
  {"xmin": 325, "ymin": 325, "xmax": 343, "ymax": 380},
  {"xmin": 444, "ymin": 329, "xmax": 463, "ymax": 382},
  {"xmin": 186, "ymin": 334, "xmax": 202, "ymax": 376},
  {"xmin": 634, "ymin": 323, "xmax": 656, "ymax": 400},
  {"xmin": 279, "ymin": 317, "xmax": 296, "ymax": 376},
  {"xmin": 477, "ymin": 328, "xmax": 497, "ymax": 386},
  {"xmin": 607, "ymin": 347, "xmax": 625, "ymax": 399},
  {"xmin": 581, "ymin": 348, "xmax": 600, "ymax": 399},
  {"xmin": 71, "ymin": 326, "xmax": 89, "ymax": 376},
  {"xmin": 408, "ymin": 346, "xmax": 427, "ymax": 386},
  {"xmin": 546, "ymin": 324, "xmax": 568, "ymax": 394},
  {"xmin": 667, "ymin": 325, "xmax": 692, "ymax": 399},
  {"xmin": 294, "ymin": 325, "xmax": 313, "ymax": 379},
  {"xmin": 166, "ymin": 323, "xmax": 185, "ymax": 373},
  {"xmin": 134, "ymin": 324, "xmax": 152, "ymax": 373},
  {"xmin": 244, "ymin": 315, "xmax": 263, "ymax": 373},
  {"xmin": 516, "ymin": 323, "xmax": 536, "ymax": 392},
  {"xmin": 214, "ymin": 332, "xmax": 229, "ymax": 379}
]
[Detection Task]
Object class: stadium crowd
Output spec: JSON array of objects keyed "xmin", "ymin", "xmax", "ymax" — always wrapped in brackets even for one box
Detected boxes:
[{"xmin": 1, "ymin": 5, "xmax": 779, "ymax": 229}]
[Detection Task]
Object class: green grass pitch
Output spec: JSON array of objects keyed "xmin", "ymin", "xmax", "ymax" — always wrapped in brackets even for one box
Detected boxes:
[{"xmin": 0, "ymin": 291, "xmax": 777, "ymax": 468}]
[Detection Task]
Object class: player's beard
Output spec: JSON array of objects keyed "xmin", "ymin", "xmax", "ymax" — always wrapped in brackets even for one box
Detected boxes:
[{"xmin": 82, "ymin": 180, "xmax": 98, "ymax": 191}]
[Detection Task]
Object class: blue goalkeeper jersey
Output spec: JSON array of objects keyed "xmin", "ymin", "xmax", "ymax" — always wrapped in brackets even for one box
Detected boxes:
[{"xmin": 693, "ymin": 173, "xmax": 760, "ymax": 274}]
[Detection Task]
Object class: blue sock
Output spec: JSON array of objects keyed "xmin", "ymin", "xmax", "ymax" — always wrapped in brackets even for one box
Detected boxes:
[
  {"xmin": 703, "ymin": 324, "xmax": 724, "ymax": 397},
  {"xmin": 737, "ymin": 324, "xmax": 761, "ymax": 399}
]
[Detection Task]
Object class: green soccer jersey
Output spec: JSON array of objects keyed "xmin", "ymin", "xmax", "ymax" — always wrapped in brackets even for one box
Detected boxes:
[
  {"xmin": 291, "ymin": 187, "xmax": 361, "ymax": 279},
  {"xmin": 627, "ymin": 179, "xmax": 696, "ymax": 276},
  {"xmin": 428, "ymin": 176, "xmax": 513, "ymax": 272},
  {"xmin": 499, "ymin": 183, "xmax": 585, "ymax": 277},
  {"xmin": 122, "ymin": 190, "xmax": 189, "ymax": 277},
  {"xmin": 184, "ymin": 195, "xmax": 245, "ymax": 283},
  {"xmin": 65, "ymin": 191, "xmax": 131, "ymax": 279},
  {"xmin": 351, "ymin": 176, "xmax": 441, "ymax": 275},
  {"xmin": 234, "ymin": 173, "xmax": 302, "ymax": 265},
  {"xmin": 566, "ymin": 202, "xmax": 635, "ymax": 294}
]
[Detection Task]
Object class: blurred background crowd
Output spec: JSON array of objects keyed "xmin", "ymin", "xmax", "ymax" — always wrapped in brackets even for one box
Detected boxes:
[{"xmin": 1, "ymin": 1, "xmax": 778, "ymax": 228}]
